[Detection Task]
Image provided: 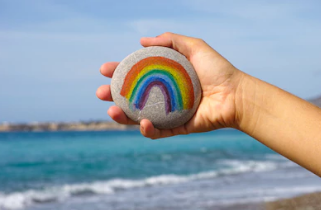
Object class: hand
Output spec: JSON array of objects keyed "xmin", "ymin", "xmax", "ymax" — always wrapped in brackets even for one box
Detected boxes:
[
  {"xmin": 97, "ymin": 32, "xmax": 321, "ymax": 176},
  {"xmin": 96, "ymin": 32, "xmax": 243, "ymax": 139}
]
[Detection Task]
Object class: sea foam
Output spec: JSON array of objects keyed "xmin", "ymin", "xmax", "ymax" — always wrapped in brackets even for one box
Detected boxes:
[{"xmin": 0, "ymin": 160, "xmax": 279, "ymax": 210}]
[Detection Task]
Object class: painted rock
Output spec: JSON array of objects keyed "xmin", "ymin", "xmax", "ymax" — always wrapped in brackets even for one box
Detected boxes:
[{"xmin": 111, "ymin": 46, "xmax": 201, "ymax": 129}]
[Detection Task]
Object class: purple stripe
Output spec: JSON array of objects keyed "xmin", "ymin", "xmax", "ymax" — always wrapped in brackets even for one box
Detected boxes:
[{"xmin": 137, "ymin": 81, "xmax": 171, "ymax": 114}]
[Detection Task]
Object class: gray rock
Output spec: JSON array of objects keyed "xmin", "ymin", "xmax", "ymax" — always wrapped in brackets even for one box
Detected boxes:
[{"xmin": 111, "ymin": 46, "xmax": 201, "ymax": 129}]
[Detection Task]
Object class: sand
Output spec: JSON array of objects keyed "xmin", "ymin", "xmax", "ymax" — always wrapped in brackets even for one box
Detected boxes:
[
  {"xmin": 265, "ymin": 191, "xmax": 321, "ymax": 210},
  {"xmin": 214, "ymin": 192, "xmax": 321, "ymax": 210}
]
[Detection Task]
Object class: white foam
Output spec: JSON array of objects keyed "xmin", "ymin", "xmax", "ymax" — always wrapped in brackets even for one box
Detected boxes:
[
  {"xmin": 0, "ymin": 159, "xmax": 279, "ymax": 210},
  {"xmin": 217, "ymin": 159, "xmax": 278, "ymax": 173}
]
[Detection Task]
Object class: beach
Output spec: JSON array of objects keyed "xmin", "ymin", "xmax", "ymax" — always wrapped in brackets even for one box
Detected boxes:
[
  {"xmin": 267, "ymin": 192, "xmax": 321, "ymax": 210},
  {"xmin": 219, "ymin": 192, "xmax": 321, "ymax": 210},
  {"xmin": 0, "ymin": 130, "xmax": 320, "ymax": 210}
]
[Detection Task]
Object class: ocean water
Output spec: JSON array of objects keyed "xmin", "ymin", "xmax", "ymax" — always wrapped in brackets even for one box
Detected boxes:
[{"xmin": 0, "ymin": 129, "xmax": 320, "ymax": 210}]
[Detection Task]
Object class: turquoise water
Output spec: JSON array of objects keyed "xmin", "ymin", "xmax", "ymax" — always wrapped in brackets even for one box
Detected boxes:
[
  {"xmin": 0, "ymin": 129, "xmax": 320, "ymax": 210},
  {"xmin": 0, "ymin": 130, "xmax": 271, "ymax": 192}
]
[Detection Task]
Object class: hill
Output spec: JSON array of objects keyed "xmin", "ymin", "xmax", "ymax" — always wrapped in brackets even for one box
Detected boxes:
[
  {"xmin": 1, "ymin": 95, "xmax": 320, "ymax": 132},
  {"xmin": 0, "ymin": 121, "xmax": 138, "ymax": 132},
  {"xmin": 310, "ymin": 95, "xmax": 321, "ymax": 107}
]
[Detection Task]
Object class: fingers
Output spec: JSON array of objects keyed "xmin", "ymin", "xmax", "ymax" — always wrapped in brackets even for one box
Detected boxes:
[
  {"xmin": 106, "ymin": 103, "xmax": 191, "ymax": 137},
  {"xmin": 96, "ymin": 85, "xmax": 112, "ymax": 101},
  {"xmin": 107, "ymin": 106, "xmax": 137, "ymax": 125},
  {"xmin": 140, "ymin": 119, "xmax": 189, "ymax": 140},
  {"xmin": 97, "ymin": 62, "xmax": 119, "ymax": 101},
  {"xmin": 140, "ymin": 32, "xmax": 203, "ymax": 60},
  {"xmin": 107, "ymin": 106, "xmax": 190, "ymax": 135},
  {"xmin": 100, "ymin": 62, "xmax": 119, "ymax": 78}
]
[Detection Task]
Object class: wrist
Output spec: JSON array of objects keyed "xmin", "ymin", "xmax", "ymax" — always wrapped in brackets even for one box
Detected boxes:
[{"xmin": 233, "ymin": 71, "xmax": 260, "ymax": 133}]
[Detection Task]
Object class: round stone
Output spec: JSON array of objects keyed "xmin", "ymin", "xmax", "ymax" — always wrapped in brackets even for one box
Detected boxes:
[{"xmin": 111, "ymin": 46, "xmax": 201, "ymax": 129}]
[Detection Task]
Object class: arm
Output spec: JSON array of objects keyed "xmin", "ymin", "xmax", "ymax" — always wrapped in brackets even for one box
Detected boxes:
[
  {"xmin": 236, "ymin": 72, "xmax": 321, "ymax": 176},
  {"xmin": 97, "ymin": 32, "xmax": 321, "ymax": 177}
]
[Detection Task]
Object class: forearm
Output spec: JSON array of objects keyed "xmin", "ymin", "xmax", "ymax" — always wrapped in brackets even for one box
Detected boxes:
[{"xmin": 235, "ymin": 71, "xmax": 321, "ymax": 176}]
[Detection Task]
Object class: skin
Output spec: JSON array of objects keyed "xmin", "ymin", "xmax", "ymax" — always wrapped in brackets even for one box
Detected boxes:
[{"xmin": 97, "ymin": 32, "xmax": 321, "ymax": 177}]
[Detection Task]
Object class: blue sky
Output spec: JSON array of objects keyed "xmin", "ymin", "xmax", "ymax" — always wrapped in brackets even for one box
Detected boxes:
[{"xmin": 1, "ymin": 0, "xmax": 321, "ymax": 123}]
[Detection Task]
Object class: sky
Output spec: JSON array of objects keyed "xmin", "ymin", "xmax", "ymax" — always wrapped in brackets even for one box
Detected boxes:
[{"xmin": 1, "ymin": 0, "xmax": 321, "ymax": 123}]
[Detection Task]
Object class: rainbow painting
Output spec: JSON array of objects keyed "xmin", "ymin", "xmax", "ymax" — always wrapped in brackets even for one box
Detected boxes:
[{"xmin": 120, "ymin": 56, "xmax": 194, "ymax": 114}]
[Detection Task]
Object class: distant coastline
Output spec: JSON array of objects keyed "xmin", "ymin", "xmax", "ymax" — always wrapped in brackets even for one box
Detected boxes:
[
  {"xmin": 0, "ymin": 121, "xmax": 139, "ymax": 132},
  {"xmin": 311, "ymin": 95, "xmax": 321, "ymax": 107},
  {"xmin": 1, "ymin": 96, "xmax": 320, "ymax": 132}
]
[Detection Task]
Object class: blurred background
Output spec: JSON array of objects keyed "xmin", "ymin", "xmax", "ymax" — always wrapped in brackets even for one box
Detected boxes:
[
  {"xmin": 1, "ymin": 0, "xmax": 321, "ymax": 123},
  {"xmin": 1, "ymin": 0, "xmax": 321, "ymax": 210}
]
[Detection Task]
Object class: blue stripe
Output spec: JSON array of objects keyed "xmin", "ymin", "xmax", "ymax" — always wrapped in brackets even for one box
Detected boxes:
[{"xmin": 133, "ymin": 75, "xmax": 180, "ymax": 111}]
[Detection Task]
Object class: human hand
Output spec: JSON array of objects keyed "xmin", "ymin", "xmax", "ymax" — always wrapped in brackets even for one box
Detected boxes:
[{"xmin": 96, "ymin": 32, "xmax": 243, "ymax": 139}]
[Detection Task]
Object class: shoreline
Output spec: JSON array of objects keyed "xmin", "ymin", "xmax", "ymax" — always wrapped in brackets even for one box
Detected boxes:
[
  {"xmin": 0, "ymin": 121, "xmax": 139, "ymax": 132},
  {"xmin": 1, "ymin": 98, "xmax": 319, "ymax": 133}
]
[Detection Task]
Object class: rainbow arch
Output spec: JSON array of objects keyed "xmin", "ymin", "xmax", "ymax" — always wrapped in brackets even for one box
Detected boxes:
[{"xmin": 120, "ymin": 56, "xmax": 195, "ymax": 114}]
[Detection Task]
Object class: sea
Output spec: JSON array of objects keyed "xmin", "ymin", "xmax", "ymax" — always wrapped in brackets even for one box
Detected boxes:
[{"xmin": 0, "ymin": 129, "xmax": 320, "ymax": 210}]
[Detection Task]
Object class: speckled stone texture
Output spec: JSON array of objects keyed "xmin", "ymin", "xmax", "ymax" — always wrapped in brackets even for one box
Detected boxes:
[{"xmin": 111, "ymin": 46, "xmax": 201, "ymax": 129}]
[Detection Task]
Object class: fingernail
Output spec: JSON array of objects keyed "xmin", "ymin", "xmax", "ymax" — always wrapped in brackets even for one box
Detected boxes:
[{"xmin": 140, "ymin": 125, "xmax": 145, "ymax": 133}]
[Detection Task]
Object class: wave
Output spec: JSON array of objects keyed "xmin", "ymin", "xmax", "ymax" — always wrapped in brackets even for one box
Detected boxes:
[{"xmin": 0, "ymin": 160, "xmax": 279, "ymax": 210}]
